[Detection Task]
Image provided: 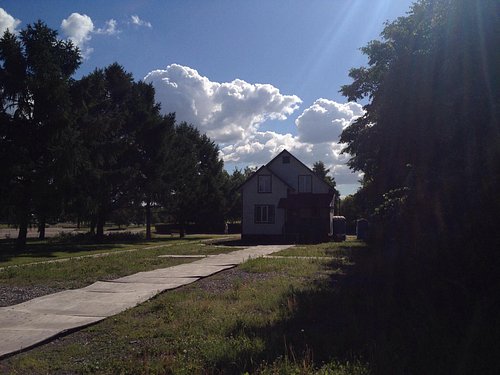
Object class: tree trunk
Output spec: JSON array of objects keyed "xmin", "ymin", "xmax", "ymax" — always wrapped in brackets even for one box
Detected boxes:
[
  {"xmin": 90, "ymin": 217, "xmax": 96, "ymax": 235},
  {"xmin": 16, "ymin": 217, "xmax": 28, "ymax": 251},
  {"xmin": 96, "ymin": 209, "xmax": 106, "ymax": 241},
  {"xmin": 145, "ymin": 201, "xmax": 152, "ymax": 241},
  {"xmin": 179, "ymin": 222, "xmax": 185, "ymax": 238},
  {"xmin": 38, "ymin": 217, "xmax": 46, "ymax": 240}
]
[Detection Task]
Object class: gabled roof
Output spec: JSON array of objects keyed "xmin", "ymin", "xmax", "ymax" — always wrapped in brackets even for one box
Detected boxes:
[
  {"xmin": 238, "ymin": 164, "xmax": 294, "ymax": 191},
  {"xmin": 238, "ymin": 149, "xmax": 335, "ymax": 195},
  {"xmin": 266, "ymin": 149, "xmax": 334, "ymax": 193}
]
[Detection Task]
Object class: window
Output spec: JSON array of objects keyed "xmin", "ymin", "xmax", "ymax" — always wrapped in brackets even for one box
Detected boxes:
[
  {"xmin": 258, "ymin": 175, "xmax": 272, "ymax": 193},
  {"xmin": 254, "ymin": 205, "xmax": 275, "ymax": 224},
  {"xmin": 282, "ymin": 156, "xmax": 290, "ymax": 164},
  {"xmin": 298, "ymin": 175, "xmax": 312, "ymax": 193}
]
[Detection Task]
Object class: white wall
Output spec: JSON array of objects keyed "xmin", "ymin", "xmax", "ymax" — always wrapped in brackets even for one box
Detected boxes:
[
  {"xmin": 267, "ymin": 152, "xmax": 331, "ymax": 194},
  {"xmin": 241, "ymin": 167, "xmax": 287, "ymax": 235}
]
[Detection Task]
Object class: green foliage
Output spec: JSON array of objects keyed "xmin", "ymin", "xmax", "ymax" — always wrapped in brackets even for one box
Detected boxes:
[
  {"xmin": 1, "ymin": 22, "xmax": 230, "ymax": 246},
  {"xmin": 164, "ymin": 122, "xmax": 226, "ymax": 234},
  {"xmin": 0, "ymin": 21, "xmax": 81, "ymax": 248},
  {"xmin": 222, "ymin": 167, "xmax": 246, "ymax": 222},
  {"xmin": 339, "ymin": 0, "xmax": 500, "ymax": 370},
  {"xmin": 312, "ymin": 161, "xmax": 340, "ymax": 197},
  {"xmin": 340, "ymin": 0, "xmax": 500, "ymax": 252}
]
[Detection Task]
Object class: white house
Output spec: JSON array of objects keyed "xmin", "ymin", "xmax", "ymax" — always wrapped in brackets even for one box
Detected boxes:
[{"xmin": 240, "ymin": 150, "xmax": 336, "ymax": 243}]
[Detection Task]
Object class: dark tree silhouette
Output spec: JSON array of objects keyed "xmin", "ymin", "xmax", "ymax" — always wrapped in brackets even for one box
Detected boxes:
[{"xmin": 0, "ymin": 22, "xmax": 81, "ymax": 249}]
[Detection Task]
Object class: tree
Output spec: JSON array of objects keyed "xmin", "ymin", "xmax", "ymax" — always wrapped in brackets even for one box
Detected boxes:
[
  {"xmin": 312, "ymin": 161, "xmax": 339, "ymax": 190},
  {"xmin": 221, "ymin": 168, "xmax": 246, "ymax": 223},
  {"xmin": 340, "ymin": 0, "xmax": 500, "ymax": 253},
  {"xmin": 71, "ymin": 64, "xmax": 139, "ymax": 240},
  {"xmin": 165, "ymin": 122, "xmax": 226, "ymax": 236},
  {"xmin": 0, "ymin": 22, "xmax": 81, "ymax": 249},
  {"xmin": 339, "ymin": 2, "xmax": 500, "ymax": 369},
  {"xmin": 312, "ymin": 161, "xmax": 340, "ymax": 211},
  {"xmin": 132, "ymin": 93, "xmax": 176, "ymax": 240}
]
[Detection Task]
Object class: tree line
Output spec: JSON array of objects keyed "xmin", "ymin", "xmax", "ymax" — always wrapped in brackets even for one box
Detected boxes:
[
  {"xmin": 341, "ymin": 0, "xmax": 499, "ymax": 258},
  {"xmin": 339, "ymin": 0, "xmax": 499, "ymax": 371},
  {"xmin": 0, "ymin": 21, "xmax": 248, "ymax": 250}
]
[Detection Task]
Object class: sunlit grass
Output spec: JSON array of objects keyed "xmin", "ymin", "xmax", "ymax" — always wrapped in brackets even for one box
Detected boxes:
[
  {"xmin": 0, "ymin": 234, "xmax": 231, "ymax": 267},
  {"xmin": 0, "ymin": 242, "xmax": 234, "ymax": 289},
  {"xmin": 274, "ymin": 236, "xmax": 364, "ymax": 258},
  {"xmin": 1, "ymin": 241, "xmax": 369, "ymax": 374}
]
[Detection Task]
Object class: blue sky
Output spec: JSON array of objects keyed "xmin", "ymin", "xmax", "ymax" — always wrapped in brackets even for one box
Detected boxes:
[{"xmin": 1, "ymin": 0, "xmax": 415, "ymax": 195}]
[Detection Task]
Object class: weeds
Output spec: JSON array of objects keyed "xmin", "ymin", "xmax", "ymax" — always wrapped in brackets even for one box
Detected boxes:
[{"xmin": 0, "ymin": 240, "xmax": 368, "ymax": 374}]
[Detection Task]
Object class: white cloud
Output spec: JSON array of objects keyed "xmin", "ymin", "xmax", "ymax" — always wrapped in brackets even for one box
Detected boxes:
[
  {"xmin": 96, "ymin": 19, "xmax": 120, "ymax": 35},
  {"xmin": 295, "ymin": 99, "xmax": 364, "ymax": 143},
  {"xmin": 145, "ymin": 63, "xmax": 363, "ymax": 194},
  {"xmin": 144, "ymin": 64, "xmax": 302, "ymax": 143},
  {"xmin": 222, "ymin": 130, "xmax": 362, "ymax": 193},
  {"xmin": 131, "ymin": 15, "xmax": 152, "ymax": 28},
  {"xmin": 61, "ymin": 14, "xmax": 121, "ymax": 58},
  {"xmin": 61, "ymin": 13, "xmax": 94, "ymax": 58},
  {"xmin": 0, "ymin": 8, "xmax": 21, "ymax": 34}
]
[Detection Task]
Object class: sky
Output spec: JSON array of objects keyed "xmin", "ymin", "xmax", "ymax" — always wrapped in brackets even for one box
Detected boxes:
[{"xmin": 0, "ymin": 0, "xmax": 415, "ymax": 196}]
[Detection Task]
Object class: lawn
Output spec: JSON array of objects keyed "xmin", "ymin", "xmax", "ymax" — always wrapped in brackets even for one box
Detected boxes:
[
  {"xmin": 0, "ymin": 234, "xmax": 234, "ymax": 267},
  {"xmin": 3, "ymin": 238, "xmax": 478, "ymax": 374},
  {"xmin": 0, "ymin": 235, "xmax": 237, "ymax": 291},
  {"xmin": 0, "ymin": 239, "xmax": 371, "ymax": 374}
]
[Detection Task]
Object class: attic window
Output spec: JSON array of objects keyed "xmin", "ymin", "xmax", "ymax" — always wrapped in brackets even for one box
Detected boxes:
[
  {"xmin": 258, "ymin": 175, "xmax": 272, "ymax": 193},
  {"xmin": 282, "ymin": 156, "xmax": 290, "ymax": 164}
]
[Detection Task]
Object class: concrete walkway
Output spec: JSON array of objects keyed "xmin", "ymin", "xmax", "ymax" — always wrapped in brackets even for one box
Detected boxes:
[{"xmin": 0, "ymin": 244, "xmax": 292, "ymax": 359}]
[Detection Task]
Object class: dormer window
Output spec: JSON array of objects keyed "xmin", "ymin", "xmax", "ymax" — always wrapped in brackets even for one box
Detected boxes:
[
  {"xmin": 298, "ymin": 175, "xmax": 312, "ymax": 193},
  {"xmin": 282, "ymin": 156, "xmax": 290, "ymax": 164},
  {"xmin": 258, "ymin": 175, "xmax": 272, "ymax": 193}
]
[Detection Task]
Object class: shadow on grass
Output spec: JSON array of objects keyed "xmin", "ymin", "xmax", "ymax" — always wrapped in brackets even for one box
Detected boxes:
[
  {"xmin": 0, "ymin": 233, "xmax": 215, "ymax": 264},
  {"xmin": 217, "ymin": 244, "xmax": 500, "ymax": 374}
]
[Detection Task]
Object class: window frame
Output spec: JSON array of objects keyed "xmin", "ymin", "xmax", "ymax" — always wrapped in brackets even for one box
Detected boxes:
[
  {"xmin": 254, "ymin": 205, "xmax": 275, "ymax": 224},
  {"xmin": 257, "ymin": 174, "xmax": 272, "ymax": 193}
]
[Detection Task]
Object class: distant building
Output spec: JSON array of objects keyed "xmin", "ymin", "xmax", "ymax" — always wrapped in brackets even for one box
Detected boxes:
[{"xmin": 240, "ymin": 150, "xmax": 336, "ymax": 243}]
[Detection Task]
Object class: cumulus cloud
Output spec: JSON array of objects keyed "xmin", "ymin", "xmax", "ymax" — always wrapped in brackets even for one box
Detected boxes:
[
  {"xmin": 61, "ymin": 13, "xmax": 94, "ymax": 57},
  {"xmin": 222, "ymin": 130, "xmax": 362, "ymax": 193},
  {"xmin": 0, "ymin": 8, "xmax": 21, "ymax": 34},
  {"xmin": 131, "ymin": 15, "xmax": 152, "ymax": 28},
  {"xmin": 144, "ymin": 64, "xmax": 302, "ymax": 143},
  {"xmin": 145, "ymin": 63, "xmax": 363, "ymax": 194},
  {"xmin": 219, "ymin": 99, "xmax": 364, "ymax": 193},
  {"xmin": 295, "ymin": 99, "xmax": 364, "ymax": 143},
  {"xmin": 61, "ymin": 14, "xmax": 121, "ymax": 58},
  {"xmin": 96, "ymin": 19, "xmax": 120, "ymax": 35}
]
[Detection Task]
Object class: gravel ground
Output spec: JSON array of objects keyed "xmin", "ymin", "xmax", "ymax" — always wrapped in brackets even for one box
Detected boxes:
[
  {"xmin": 0, "ymin": 285, "xmax": 67, "ymax": 307},
  {"xmin": 195, "ymin": 267, "xmax": 277, "ymax": 294},
  {"xmin": 0, "ymin": 267, "xmax": 273, "ymax": 308}
]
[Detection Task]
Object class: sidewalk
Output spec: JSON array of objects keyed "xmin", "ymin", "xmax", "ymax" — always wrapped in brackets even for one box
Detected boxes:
[{"xmin": 0, "ymin": 244, "xmax": 292, "ymax": 359}]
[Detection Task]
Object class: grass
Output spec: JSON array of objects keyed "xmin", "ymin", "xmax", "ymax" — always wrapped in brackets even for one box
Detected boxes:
[
  {"xmin": 0, "ymin": 234, "xmax": 232, "ymax": 267},
  {"xmin": 273, "ymin": 236, "xmax": 365, "ymax": 258},
  {"xmin": 2, "ymin": 237, "xmax": 497, "ymax": 373},
  {"xmin": 0, "ymin": 240, "xmax": 235, "ymax": 289},
  {"xmin": 0, "ymin": 239, "xmax": 371, "ymax": 374}
]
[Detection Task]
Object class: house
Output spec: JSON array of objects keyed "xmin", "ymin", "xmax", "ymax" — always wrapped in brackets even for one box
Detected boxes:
[{"xmin": 240, "ymin": 150, "xmax": 336, "ymax": 243}]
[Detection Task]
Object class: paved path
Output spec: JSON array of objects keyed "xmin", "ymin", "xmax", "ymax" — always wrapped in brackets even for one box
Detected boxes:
[{"xmin": 0, "ymin": 244, "xmax": 292, "ymax": 359}]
